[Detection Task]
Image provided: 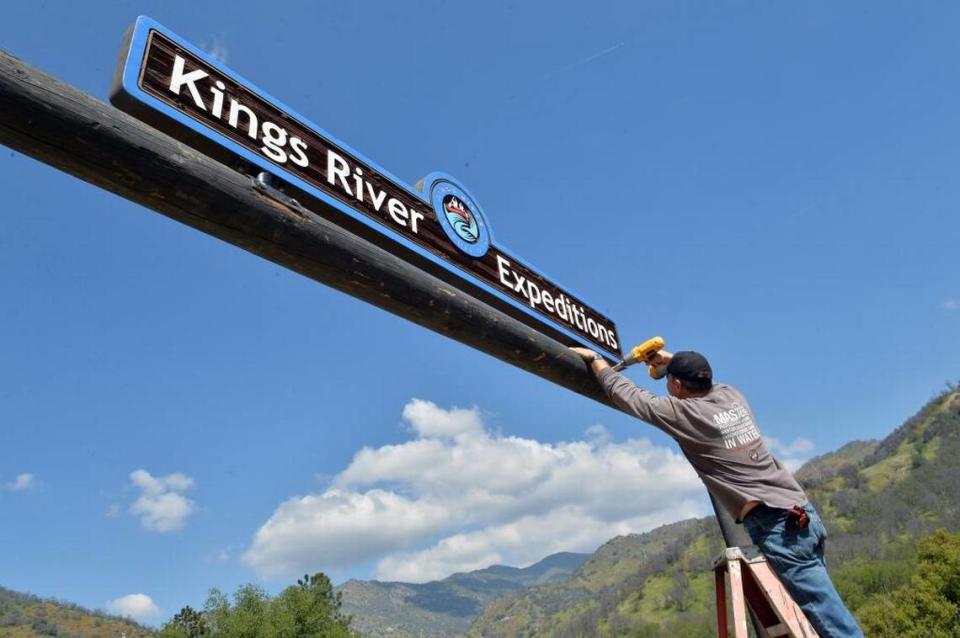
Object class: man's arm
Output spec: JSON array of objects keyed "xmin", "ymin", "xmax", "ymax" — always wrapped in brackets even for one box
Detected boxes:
[
  {"xmin": 569, "ymin": 347, "xmax": 678, "ymax": 428},
  {"xmin": 569, "ymin": 346, "xmax": 614, "ymax": 376}
]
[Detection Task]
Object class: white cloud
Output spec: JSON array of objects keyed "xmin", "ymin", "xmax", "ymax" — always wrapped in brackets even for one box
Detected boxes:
[
  {"xmin": 129, "ymin": 470, "xmax": 196, "ymax": 533},
  {"xmin": 943, "ymin": 298, "xmax": 959, "ymax": 311},
  {"xmin": 376, "ymin": 504, "xmax": 701, "ymax": 583},
  {"xmin": 207, "ymin": 546, "xmax": 233, "ymax": 563},
  {"xmin": 203, "ymin": 36, "xmax": 229, "ymax": 64},
  {"xmin": 585, "ymin": 424, "xmax": 611, "ymax": 445},
  {"xmin": 243, "ymin": 399, "xmax": 705, "ymax": 582},
  {"xmin": 106, "ymin": 593, "xmax": 161, "ymax": 621},
  {"xmin": 765, "ymin": 436, "xmax": 814, "ymax": 456},
  {"xmin": 5, "ymin": 473, "xmax": 36, "ymax": 491},
  {"xmin": 243, "ymin": 489, "xmax": 456, "ymax": 579},
  {"xmin": 401, "ymin": 398, "xmax": 485, "ymax": 439},
  {"xmin": 765, "ymin": 436, "xmax": 816, "ymax": 472}
]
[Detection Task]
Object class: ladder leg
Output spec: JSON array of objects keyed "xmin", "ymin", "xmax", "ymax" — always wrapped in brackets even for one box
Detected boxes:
[
  {"xmin": 727, "ymin": 560, "xmax": 750, "ymax": 638},
  {"xmin": 715, "ymin": 566, "xmax": 729, "ymax": 638},
  {"xmin": 746, "ymin": 560, "xmax": 819, "ymax": 637}
]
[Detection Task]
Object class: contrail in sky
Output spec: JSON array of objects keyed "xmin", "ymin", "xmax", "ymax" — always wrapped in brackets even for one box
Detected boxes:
[
  {"xmin": 457, "ymin": 40, "xmax": 628, "ymax": 167},
  {"xmin": 542, "ymin": 41, "xmax": 626, "ymax": 80}
]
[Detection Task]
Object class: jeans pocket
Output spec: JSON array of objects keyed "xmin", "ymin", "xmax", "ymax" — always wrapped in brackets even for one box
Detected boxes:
[
  {"xmin": 805, "ymin": 506, "xmax": 828, "ymax": 548},
  {"xmin": 744, "ymin": 510, "xmax": 778, "ymax": 546},
  {"xmin": 780, "ymin": 522, "xmax": 819, "ymax": 561},
  {"xmin": 815, "ymin": 519, "xmax": 828, "ymax": 556}
]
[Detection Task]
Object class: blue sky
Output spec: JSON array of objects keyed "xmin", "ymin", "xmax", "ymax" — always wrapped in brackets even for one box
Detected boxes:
[{"xmin": 1, "ymin": 0, "xmax": 958, "ymax": 625}]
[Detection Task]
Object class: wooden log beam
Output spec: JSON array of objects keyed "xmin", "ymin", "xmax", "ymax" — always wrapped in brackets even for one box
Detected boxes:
[
  {"xmin": 0, "ymin": 49, "xmax": 753, "ymax": 550},
  {"xmin": 0, "ymin": 48, "xmax": 608, "ymax": 401}
]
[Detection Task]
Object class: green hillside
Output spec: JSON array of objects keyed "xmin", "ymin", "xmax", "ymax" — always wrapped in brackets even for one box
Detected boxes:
[
  {"xmin": 338, "ymin": 552, "xmax": 589, "ymax": 637},
  {"xmin": 468, "ymin": 386, "xmax": 960, "ymax": 637},
  {"xmin": 0, "ymin": 587, "xmax": 153, "ymax": 638},
  {"xmin": 468, "ymin": 518, "xmax": 724, "ymax": 638}
]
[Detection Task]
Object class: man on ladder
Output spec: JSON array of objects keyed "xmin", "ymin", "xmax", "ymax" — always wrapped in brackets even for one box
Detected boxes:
[{"xmin": 569, "ymin": 345, "xmax": 863, "ymax": 637}]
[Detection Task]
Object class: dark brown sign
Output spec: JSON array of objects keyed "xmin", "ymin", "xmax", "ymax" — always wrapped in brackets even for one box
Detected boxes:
[{"xmin": 111, "ymin": 19, "xmax": 622, "ymax": 358}]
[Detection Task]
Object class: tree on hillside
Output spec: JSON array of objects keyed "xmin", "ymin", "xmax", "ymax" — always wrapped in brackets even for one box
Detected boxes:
[
  {"xmin": 163, "ymin": 605, "xmax": 208, "ymax": 637},
  {"xmin": 857, "ymin": 530, "xmax": 960, "ymax": 637},
  {"xmin": 159, "ymin": 573, "xmax": 357, "ymax": 638},
  {"xmin": 271, "ymin": 574, "xmax": 355, "ymax": 638}
]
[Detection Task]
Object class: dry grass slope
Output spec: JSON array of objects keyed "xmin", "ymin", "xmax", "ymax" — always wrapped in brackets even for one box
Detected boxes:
[{"xmin": 0, "ymin": 588, "xmax": 153, "ymax": 638}]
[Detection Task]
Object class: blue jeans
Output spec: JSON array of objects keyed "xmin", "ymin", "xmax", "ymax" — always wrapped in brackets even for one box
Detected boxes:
[{"xmin": 742, "ymin": 503, "xmax": 863, "ymax": 637}]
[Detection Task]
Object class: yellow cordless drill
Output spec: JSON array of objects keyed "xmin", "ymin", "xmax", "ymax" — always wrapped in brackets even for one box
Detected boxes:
[{"xmin": 612, "ymin": 336, "xmax": 668, "ymax": 378}]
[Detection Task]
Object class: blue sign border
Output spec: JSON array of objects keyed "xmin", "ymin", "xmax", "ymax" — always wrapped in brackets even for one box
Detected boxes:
[{"xmin": 112, "ymin": 16, "xmax": 621, "ymax": 360}]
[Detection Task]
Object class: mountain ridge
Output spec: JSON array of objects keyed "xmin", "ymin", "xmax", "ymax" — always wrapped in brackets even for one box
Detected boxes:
[{"xmin": 337, "ymin": 551, "xmax": 590, "ymax": 637}]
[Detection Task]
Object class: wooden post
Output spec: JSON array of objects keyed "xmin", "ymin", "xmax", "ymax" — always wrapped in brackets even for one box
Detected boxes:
[
  {"xmin": 0, "ymin": 48, "xmax": 755, "ymax": 552},
  {"xmin": 726, "ymin": 559, "xmax": 751, "ymax": 638},
  {"xmin": 715, "ymin": 567, "xmax": 729, "ymax": 638}
]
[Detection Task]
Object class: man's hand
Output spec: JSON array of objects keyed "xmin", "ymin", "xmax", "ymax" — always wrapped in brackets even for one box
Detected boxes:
[
  {"xmin": 648, "ymin": 350, "xmax": 674, "ymax": 367},
  {"xmin": 569, "ymin": 347, "xmax": 600, "ymax": 362},
  {"xmin": 569, "ymin": 347, "xmax": 610, "ymax": 378}
]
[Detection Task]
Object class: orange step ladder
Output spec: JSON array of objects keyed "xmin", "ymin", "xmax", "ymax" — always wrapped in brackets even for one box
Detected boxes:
[{"xmin": 713, "ymin": 546, "xmax": 818, "ymax": 638}]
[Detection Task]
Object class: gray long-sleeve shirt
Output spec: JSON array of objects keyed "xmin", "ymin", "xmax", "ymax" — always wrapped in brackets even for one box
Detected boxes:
[{"xmin": 598, "ymin": 368, "xmax": 806, "ymax": 521}]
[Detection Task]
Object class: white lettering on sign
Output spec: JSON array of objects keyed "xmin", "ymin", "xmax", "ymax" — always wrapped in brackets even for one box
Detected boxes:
[
  {"xmin": 167, "ymin": 54, "xmax": 310, "ymax": 167},
  {"xmin": 497, "ymin": 255, "xmax": 618, "ymax": 350},
  {"xmin": 169, "ymin": 56, "xmax": 207, "ymax": 109},
  {"xmin": 166, "ymin": 51, "xmax": 424, "ymax": 238},
  {"xmin": 326, "ymin": 150, "xmax": 424, "ymax": 234}
]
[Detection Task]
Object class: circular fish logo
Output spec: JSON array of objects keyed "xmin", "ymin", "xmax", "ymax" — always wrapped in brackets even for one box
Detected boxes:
[
  {"xmin": 427, "ymin": 177, "xmax": 491, "ymax": 258},
  {"xmin": 442, "ymin": 194, "xmax": 479, "ymax": 244}
]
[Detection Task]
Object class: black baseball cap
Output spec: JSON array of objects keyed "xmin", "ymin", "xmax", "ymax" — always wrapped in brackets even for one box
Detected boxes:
[{"xmin": 667, "ymin": 351, "xmax": 713, "ymax": 382}]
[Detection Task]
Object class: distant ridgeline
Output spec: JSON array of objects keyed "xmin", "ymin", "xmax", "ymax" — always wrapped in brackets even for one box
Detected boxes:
[
  {"xmin": 0, "ymin": 586, "xmax": 152, "ymax": 638},
  {"xmin": 337, "ymin": 552, "xmax": 590, "ymax": 638},
  {"xmin": 336, "ymin": 386, "xmax": 960, "ymax": 637}
]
